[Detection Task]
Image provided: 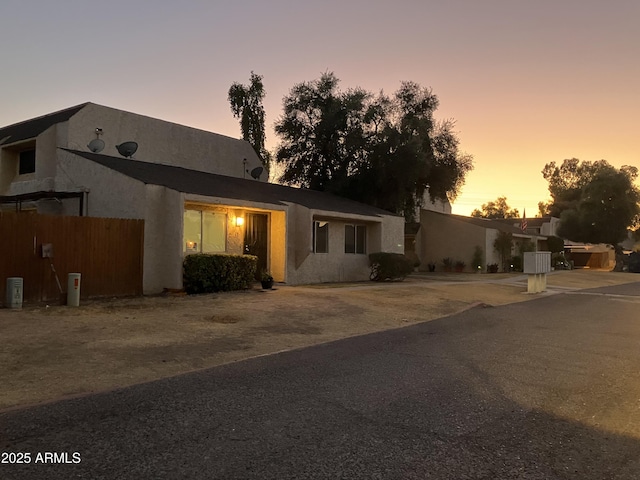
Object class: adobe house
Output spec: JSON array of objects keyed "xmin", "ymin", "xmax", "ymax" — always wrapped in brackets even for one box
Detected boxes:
[{"xmin": 0, "ymin": 103, "xmax": 404, "ymax": 293}]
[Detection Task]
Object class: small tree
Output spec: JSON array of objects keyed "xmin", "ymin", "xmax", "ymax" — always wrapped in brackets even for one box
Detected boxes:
[
  {"xmin": 228, "ymin": 71, "xmax": 271, "ymax": 172},
  {"xmin": 471, "ymin": 245, "xmax": 483, "ymax": 272},
  {"xmin": 518, "ymin": 239, "xmax": 535, "ymax": 256},
  {"xmin": 493, "ymin": 231, "xmax": 513, "ymax": 272}
]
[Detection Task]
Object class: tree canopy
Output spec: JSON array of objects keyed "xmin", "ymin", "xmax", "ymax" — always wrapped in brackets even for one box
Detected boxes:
[
  {"xmin": 542, "ymin": 159, "xmax": 640, "ymax": 245},
  {"xmin": 471, "ymin": 196, "xmax": 520, "ymax": 219},
  {"xmin": 228, "ymin": 71, "xmax": 271, "ymax": 171},
  {"xmin": 274, "ymin": 72, "xmax": 473, "ymax": 220}
]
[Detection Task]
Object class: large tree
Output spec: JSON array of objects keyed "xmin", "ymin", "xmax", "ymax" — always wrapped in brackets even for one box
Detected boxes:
[
  {"xmin": 228, "ymin": 71, "xmax": 271, "ymax": 171},
  {"xmin": 471, "ymin": 196, "xmax": 520, "ymax": 219},
  {"xmin": 542, "ymin": 159, "xmax": 640, "ymax": 244},
  {"xmin": 274, "ymin": 73, "xmax": 473, "ymax": 220}
]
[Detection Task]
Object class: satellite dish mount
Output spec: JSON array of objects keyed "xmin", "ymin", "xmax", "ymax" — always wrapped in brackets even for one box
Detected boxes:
[
  {"xmin": 250, "ymin": 167, "xmax": 263, "ymax": 180},
  {"xmin": 87, "ymin": 127, "xmax": 105, "ymax": 153},
  {"xmin": 116, "ymin": 141, "xmax": 138, "ymax": 158}
]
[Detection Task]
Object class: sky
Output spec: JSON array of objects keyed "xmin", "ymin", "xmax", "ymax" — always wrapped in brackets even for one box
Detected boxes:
[{"xmin": 0, "ymin": 0, "xmax": 638, "ymax": 217}]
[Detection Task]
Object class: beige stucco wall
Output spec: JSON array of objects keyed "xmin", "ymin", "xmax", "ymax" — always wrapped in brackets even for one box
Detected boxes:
[
  {"xmin": 144, "ymin": 185, "xmax": 183, "ymax": 293},
  {"xmin": 67, "ymin": 104, "xmax": 264, "ymax": 179},
  {"xmin": 270, "ymin": 210, "xmax": 287, "ymax": 282},
  {"xmin": 418, "ymin": 210, "xmax": 488, "ymax": 272},
  {"xmin": 284, "ymin": 208, "xmax": 403, "ymax": 284},
  {"xmin": 58, "ymin": 150, "xmax": 145, "ymax": 218}
]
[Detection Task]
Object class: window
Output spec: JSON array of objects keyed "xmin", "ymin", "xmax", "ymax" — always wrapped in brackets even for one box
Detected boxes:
[
  {"xmin": 183, "ymin": 209, "xmax": 227, "ymax": 253},
  {"xmin": 313, "ymin": 221, "xmax": 329, "ymax": 253},
  {"xmin": 345, "ymin": 225, "xmax": 366, "ymax": 254},
  {"xmin": 19, "ymin": 150, "xmax": 36, "ymax": 175}
]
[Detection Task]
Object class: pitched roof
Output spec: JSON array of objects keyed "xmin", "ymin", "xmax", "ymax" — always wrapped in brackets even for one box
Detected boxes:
[
  {"xmin": 424, "ymin": 209, "xmax": 540, "ymax": 236},
  {"xmin": 493, "ymin": 216, "xmax": 554, "ymax": 228},
  {"xmin": 65, "ymin": 149, "xmax": 397, "ymax": 218},
  {"xmin": 0, "ymin": 103, "xmax": 89, "ymax": 146}
]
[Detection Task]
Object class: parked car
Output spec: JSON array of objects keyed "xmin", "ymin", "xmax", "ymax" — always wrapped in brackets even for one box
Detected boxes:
[{"xmin": 629, "ymin": 252, "xmax": 640, "ymax": 273}]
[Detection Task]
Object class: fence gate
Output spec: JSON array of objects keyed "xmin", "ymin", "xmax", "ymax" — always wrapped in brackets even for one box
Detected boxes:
[{"xmin": 0, "ymin": 212, "xmax": 144, "ymax": 303}]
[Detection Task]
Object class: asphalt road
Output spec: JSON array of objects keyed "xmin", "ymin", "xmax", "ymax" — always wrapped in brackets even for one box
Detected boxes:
[{"xmin": 2, "ymin": 281, "xmax": 640, "ymax": 479}]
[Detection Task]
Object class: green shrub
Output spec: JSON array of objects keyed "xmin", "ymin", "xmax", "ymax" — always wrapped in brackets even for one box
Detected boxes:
[
  {"xmin": 511, "ymin": 255, "xmax": 523, "ymax": 272},
  {"xmin": 183, "ymin": 253, "xmax": 257, "ymax": 294},
  {"xmin": 369, "ymin": 252, "xmax": 413, "ymax": 281}
]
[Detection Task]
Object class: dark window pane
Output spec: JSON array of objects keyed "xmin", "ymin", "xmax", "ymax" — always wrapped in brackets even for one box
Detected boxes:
[
  {"xmin": 314, "ymin": 221, "xmax": 328, "ymax": 253},
  {"xmin": 356, "ymin": 225, "xmax": 366, "ymax": 254},
  {"xmin": 19, "ymin": 150, "xmax": 36, "ymax": 175},
  {"xmin": 345, "ymin": 225, "xmax": 355, "ymax": 253}
]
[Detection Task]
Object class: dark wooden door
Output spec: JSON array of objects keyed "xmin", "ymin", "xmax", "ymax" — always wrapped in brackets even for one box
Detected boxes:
[{"xmin": 244, "ymin": 213, "xmax": 268, "ymax": 280}]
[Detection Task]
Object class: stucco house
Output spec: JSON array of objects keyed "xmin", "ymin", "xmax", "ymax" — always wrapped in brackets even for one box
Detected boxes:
[
  {"xmin": 0, "ymin": 103, "xmax": 404, "ymax": 293},
  {"xmin": 415, "ymin": 210, "xmax": 546, "ymax": 272}
]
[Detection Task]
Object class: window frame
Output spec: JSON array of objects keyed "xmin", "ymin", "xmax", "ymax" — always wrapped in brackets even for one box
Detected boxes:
[
  {"xmin": 183, "ymin": 208, "xmax": 227, "ymax": 254},
  {"xmin": 344, "ymin": 224, "xmax": 366, "ymax": 254},
  {"xmin": 313, "ymin": 220, "xmax": 329, "ymax": 254}
]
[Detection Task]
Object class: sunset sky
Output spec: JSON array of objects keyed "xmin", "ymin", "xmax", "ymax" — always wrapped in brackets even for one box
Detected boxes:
[{"xmin": 0, "ymin": 0, "xmax": 637, "ymax": 216}]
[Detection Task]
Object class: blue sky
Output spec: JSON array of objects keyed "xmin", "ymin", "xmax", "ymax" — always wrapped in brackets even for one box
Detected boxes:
[{"xmin": 1, "ymin": 0, "xmax": 638, "ymax": 215}]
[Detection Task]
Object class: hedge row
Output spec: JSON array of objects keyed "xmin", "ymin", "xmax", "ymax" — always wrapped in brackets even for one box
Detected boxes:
[{"xmin": 183, "ymin": 253, "xmax": 257, "ymax": 294}]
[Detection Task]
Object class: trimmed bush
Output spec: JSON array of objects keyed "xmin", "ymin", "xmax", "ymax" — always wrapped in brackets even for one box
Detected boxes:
[
  {"xmin": 487, "ymin": 263, "xmax": 499, "ymax": 273},
  {"xmin": 369, "ymin": 252, "xmax": 413, "ymax": 281},
  {"xmin": 183, "ymin": 253, "xmax": 257, "ymax": 294}
]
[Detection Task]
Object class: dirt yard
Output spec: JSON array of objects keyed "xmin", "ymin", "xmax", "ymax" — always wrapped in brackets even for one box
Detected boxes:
[{"xmin": 1, "ymin": 270, "xmax": 637, "ymax": 411}]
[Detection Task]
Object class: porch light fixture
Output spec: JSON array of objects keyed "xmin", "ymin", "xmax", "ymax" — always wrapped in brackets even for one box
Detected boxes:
[{"xmin": 235, "ymin": 216, "xmax": 245, "ymax": 227}]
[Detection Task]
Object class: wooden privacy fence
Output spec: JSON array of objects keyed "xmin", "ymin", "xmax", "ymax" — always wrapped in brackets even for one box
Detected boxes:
[{"xmin": 0, "ymin": 212, "xmax": 144, "ymax": 303}]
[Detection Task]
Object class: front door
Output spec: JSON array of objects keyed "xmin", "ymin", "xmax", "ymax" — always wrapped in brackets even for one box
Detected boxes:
[{"xmin": 244, "ymin": 213, "xmax": 268, "ymax": 280}]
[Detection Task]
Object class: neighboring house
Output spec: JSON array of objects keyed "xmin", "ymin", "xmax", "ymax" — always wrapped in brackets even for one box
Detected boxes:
[
  {"xmin": 0, "ymin": 103, "xmax": 404, "ymax": 293},
  {"xmin": 404, "ymin": 191, "xmax": 452, "ymax": 267},
  {"xmin": 415, "ymin": 210, "xmax": 546, "ymax": 272}
]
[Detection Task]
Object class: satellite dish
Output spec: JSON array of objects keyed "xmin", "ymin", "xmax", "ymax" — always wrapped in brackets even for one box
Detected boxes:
[
  {"xmin": 116, "ymin": 141, "xmax": 138, "ymax": 158},
  {"xmin": 87, "ymin": 138, "xmax": 105, "ymax": 153},
  {"xmin": 250, "ymin": 166, "xmax": 264, "ymax": 180}
]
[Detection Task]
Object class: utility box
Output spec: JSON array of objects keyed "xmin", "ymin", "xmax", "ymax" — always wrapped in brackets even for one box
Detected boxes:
[
  {"xmin": 524, "ymin": 252, "xmax": 551, "ymax": 293},
  {"xmin": 6, "ymin": 277, "xmax": 23, "ymax": 309},
  {"xmin": 67, "ymin": 273, "xmax": 81, "ymax": 307}
]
